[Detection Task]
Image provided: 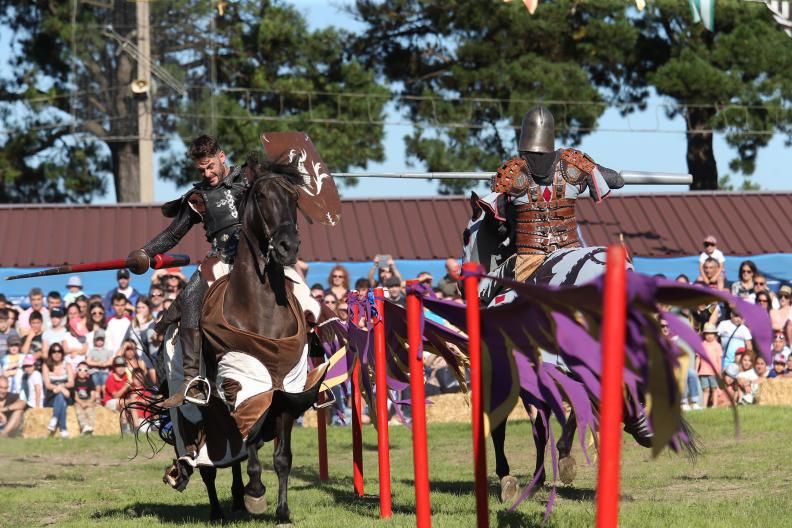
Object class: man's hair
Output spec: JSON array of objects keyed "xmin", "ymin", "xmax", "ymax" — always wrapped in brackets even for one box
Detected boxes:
[
  {"xmin": 47, "ymin": 291, "xmax": 61, "ymax": 300},
  {"xmin": 29, "ymin": 310, "xmax": 43, "ymax": 322},
  {"xmin": 29, "ymin": 288, "xmax": 43, "ymax": 297},
  {"xmin": 355, "ymin": 278, "xmax": 371, "ymax": 289},
  {"xmin": 189, "ymin": 135, "xmax": 221, "ymax": 160},
  {"xmin": 703, "ymin": 257, "xmax": 718, "ymax": 266},
  {"xmin": 111, "ymin": 292, "xmax": 128, "ymax": 304}
]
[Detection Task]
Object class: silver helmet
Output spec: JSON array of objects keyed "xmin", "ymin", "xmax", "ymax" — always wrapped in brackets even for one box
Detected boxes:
[{"xmin": 518, "ymin": 106, "xmax": 555, "ymax": 153}]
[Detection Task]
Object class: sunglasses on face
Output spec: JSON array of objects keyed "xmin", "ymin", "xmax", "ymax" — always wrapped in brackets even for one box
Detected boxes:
[
  {"xmin": 755, "ymin": 282, "xmax": 766, "ymax": 287},
  {"xmin": 704, "ymin": 242, "xmax": 714, "ymax": 247},
  {"xmin": 332, "ymin": 274, "xmax": 344, "ymax": 279},
  {"xmin": 51, "ymin": 349, "xmax": 63, "ymax": 354},
  {"xmin": 741, "ymin": 269, "xmax": 753, "ymax": 274},
  {"xmin": 324, "ymin": 300, "xmax": 337, "ymax": 305}
]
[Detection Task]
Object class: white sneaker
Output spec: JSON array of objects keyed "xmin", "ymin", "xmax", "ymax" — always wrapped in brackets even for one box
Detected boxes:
[
  {"xmin": 47, "ymin": 417, "xmax": 58, "ymax": 432},
  {"xmin": 81, "ymin": 425, "xmax": 94, "ymax": 435},
  {"xmin": 681, "ymin": 403, "xmax": 691, "ymax": 412},
  {"xmin": 60, "ymin": 431, "xmax": 70, "ymax": 439},
  {"xmin": 691, "ymin": 403, "xmax": 703, "ymax": 410}
]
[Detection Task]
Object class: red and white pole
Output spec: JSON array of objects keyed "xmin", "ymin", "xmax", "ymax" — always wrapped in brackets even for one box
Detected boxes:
[
  {"xmin": 351, "ymin": 303, "xmax": 364, "ymax": 497},
  {"xmin": 406, "ymin": 279, "xmax": 432, "ymax": 528},
  {"xmin": 595, "ymin": 245, "xmax": 628, "ymax": 528},
  {"xmin": 463, "ymin": 263, "xmax": 488, "ymax": 528},
  {"xmin": 373, "ymin": 287, "xmax": 392, "ymax": 518}
]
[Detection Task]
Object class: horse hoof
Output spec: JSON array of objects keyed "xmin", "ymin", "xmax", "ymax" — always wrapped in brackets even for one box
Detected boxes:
[
  {"xmin": 559, "ymin": 455, "xmax": 577, "ymax": 485},
  {"xmin": 244, "ymin": 493, "xmax": 268, "ymax": 515},
  {"xmin": 499, "ymin": 475, "xmax": 520, "ymax": 504}
]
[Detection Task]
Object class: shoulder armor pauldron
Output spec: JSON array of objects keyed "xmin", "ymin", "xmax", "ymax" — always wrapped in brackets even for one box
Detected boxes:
[
  {"xmin": 491, "ymin": 157, "xmax": 531, "ymax": 195},
  {"xmin": 559, "ymin": 148, "xmax": 596, "ymax": 185},
  {"xmin": 161, "ymin": 183, "xmax": 206, "ymax": 218}
]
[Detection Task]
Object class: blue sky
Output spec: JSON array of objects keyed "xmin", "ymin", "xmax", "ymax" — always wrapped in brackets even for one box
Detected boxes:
[{"xmin": 2, "ymin": 1, "xmax": 789, "ymax": 202}]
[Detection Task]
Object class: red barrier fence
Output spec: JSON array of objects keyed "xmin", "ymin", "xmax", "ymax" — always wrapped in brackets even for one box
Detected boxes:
[
  {"xmin": 406, "ymin": 279, "xmax": 432, "ymax": 528},
  {"xmin": 595, "ymin": 245, "xmax": 628, "ymax": 528},
  {"xmin": 373, "ymin": 287, "xmax": 393, "ymax": 518}
]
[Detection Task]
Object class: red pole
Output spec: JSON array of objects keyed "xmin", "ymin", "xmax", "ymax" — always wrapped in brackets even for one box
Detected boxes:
[
  {"xmin": 406, "ymin": 279, "xmax": 432, "ymax": 528},
  {"xmin": 373, "ymin": 287, "xmax": 393, "ymax": 517},
  {"xmin": 595, "ymin": 245, "xmax": 628, "ymax": 528},
  {"xmin": 317, "ymin": 405, "xmax": 329, "ymax": 481},
  {"xmin": 463, "ymin": 263, "xmax": 488, "ymax": 528},
  {"xmin": 351, "ymin": 302, "xmax": 364, "ymax": 497}
]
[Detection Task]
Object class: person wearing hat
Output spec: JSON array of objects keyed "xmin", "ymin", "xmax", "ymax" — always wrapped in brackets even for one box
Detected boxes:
[
  {"xmin": 102, "ymin": 269, "xmax": 141, "ymax": 319},
  {"xmin": 768, "ymin": 352, "xmax": 788, "ymax": 378},
  {"xmin": 63, "ymin": 275, "xmax": 85, "ymax": 305},
  {"xmin": 1, "ymin": 335, "xmax": 25, "ymax": 394},
  {"xmin": 697, "ymin": 235, "xmax": 725, "ymax": 290},
  {"xmin": 21, "ymin": 354, "xmax": 43, "ymax": 409},
  {"xmin": 86, "ymin": 329, "xmax": 113, "ymax": 401},
  {"xmin": 103, "ymin": 355, "xmax": 132, "ymax": 416},
  {"xmin": 771, "ymin": 284, "xmax": 792, "ymax": 332},
  {"xmin": 697, "ymin": 323, "xmax": 723, "ymax": 408},
  {"xmin": 0, "ymin": 308, "xmax": 20, "ymax": 362}
]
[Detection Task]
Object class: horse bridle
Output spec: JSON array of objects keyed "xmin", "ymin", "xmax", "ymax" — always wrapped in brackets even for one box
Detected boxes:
[{"xmin": 243, "ymin": 175, "xmax": 298, "ymax": 272}]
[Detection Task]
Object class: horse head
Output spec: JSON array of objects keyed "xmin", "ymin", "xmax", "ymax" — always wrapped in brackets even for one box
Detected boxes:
[
  {"xmin": 242, "ymin": 155, "xmax": 302, "ymax": 274},
  {"xmin": 462, "ymin": 191, "xmax": 511, "ymax": 273}
]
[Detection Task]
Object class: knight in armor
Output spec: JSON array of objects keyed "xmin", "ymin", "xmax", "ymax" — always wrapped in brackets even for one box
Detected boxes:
[
  {"xmin": 491, "ymin": 105, "xmax": 625, "ymax": 282},
  {"xmin": 127, "ymin": 135, "xmax": 259, "ymax": 408}
]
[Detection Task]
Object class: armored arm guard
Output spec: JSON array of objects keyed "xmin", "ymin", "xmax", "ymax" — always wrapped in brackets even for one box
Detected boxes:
[
  {"xmin": 597, "ymin": 165, "xmax": 624, "ymax": 189},
  {"xmin": 140, "ymin": 199, "xmax": 200, "ymax": 257}
]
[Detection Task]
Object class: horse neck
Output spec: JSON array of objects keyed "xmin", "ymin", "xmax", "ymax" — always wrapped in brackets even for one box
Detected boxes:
[{"xmin": 225, "ymin": 226, "xmax": 296, "ymax": 338}]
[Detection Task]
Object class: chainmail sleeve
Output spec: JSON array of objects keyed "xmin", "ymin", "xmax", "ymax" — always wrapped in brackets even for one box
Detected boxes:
[{"xmin": 141, "ymin": 203, "xmax": 199, "ymax": 256}]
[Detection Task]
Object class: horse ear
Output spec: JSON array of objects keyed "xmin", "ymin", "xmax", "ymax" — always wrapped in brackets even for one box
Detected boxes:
[{"xmin": 469, "ymin": 191, "xmax": 482, "ymax": 220}]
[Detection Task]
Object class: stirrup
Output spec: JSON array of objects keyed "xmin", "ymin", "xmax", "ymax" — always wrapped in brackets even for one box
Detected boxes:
[
  {"xmin": 184, "ymin": 376, "xmax": 211, "ymax": 406},
  {"xmin": 313, "ymin": 388, "xmax": 336, "ymax": 410}
]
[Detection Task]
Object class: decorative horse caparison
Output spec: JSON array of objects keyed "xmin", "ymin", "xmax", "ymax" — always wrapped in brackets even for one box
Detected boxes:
[
  {"xmin": 150, "ymin": 159, "xmax": 329, "ymax": 524},
  {"xmin": 461, "ymin": 191, "xmax": 656, "ymax": 502}
]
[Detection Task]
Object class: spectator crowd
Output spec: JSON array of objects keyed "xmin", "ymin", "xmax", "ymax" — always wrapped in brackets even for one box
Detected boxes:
[{"xmin": 1, "ymin": 241, "xmax": 791, "ymax": 438}]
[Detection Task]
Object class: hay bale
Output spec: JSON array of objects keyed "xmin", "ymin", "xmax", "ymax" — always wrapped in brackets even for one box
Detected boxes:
[
  {"xmin": 756, "ymin": 377, "xmax": 792, "ymax": 406},
  {"xmin": 22, "ymin": 406, "xmax": 122, "ymax": 438},
  {"xmin": 299, "ymin": 392, "xmax": 530, "ymax": 428}
]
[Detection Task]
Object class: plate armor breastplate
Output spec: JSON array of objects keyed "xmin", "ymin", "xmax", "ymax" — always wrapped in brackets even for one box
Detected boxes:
[
  {"xmin": 513, "ymin": 161, "xmax": 580, "ymax": 255},
  {"xmin": 188, "ymin": 166, "xmax": 247, "ymax": 263}
]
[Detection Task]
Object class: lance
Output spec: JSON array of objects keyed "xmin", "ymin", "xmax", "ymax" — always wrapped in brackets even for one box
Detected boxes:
[
  {"xmin": 333, "ymin": 170, "xmax": 692, "ymax": 186},
  {"xmin": 4, "ymin": 253, "xmax": 191, "ymax": 281}
]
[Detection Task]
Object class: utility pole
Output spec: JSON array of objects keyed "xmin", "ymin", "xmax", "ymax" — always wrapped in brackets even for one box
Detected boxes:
[{"xmin": 136, "ymin": 0, "xmax": 154, "ymax": 202}]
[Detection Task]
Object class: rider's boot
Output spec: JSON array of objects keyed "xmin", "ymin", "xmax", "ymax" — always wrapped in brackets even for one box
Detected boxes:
[
  {"xmin": 623, "ymin": 411, "xmax": 653, "ymax": 448},
  {"xmin": 161, "ymin": 327, "xmax": 210, "ymax": 409}
]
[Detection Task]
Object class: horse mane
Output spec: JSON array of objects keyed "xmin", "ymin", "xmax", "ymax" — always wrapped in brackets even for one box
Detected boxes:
[{"xmin": 244, "ymin": 151, "xmax": 303, "ymax": 187}]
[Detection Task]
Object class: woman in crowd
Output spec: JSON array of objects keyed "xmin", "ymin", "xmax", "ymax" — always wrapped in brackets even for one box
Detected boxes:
[
  {"xmin": 62, "ymin": 315, "xmax": 87, "ymax": 373},
  {"xmin": 65, "ymin": 302, "xmax": 87, "ymax": 338},
  {"xmin": 43, "ymin": 344, "xmax": 74, "ymax": 438},
  {"xmin": 326, "ymin": 265, "xmax": 350, "ymax": 303},
  {"xmin": 731, "ymin": 260, "xmax": 757, "ymax": 300},
  {"xmin": 124, "ymin": 296, "xmax": 155, "ymax": 360},
  {"xmin": 754, "ymin": 291, "xmax": 772, "ymax": 315},
  {"xmin": 771, "ymin": 285, "xmax": 792, "ymax": 331},
  {"xmin": 735, "ymin": 353, "xmax": 759, "ymax": 404},
  {"xmin": 119, "ymin": 339, "xmax": 156, "ymax": 384},
  {"xmin": 322, "ymin": 293, "xmax": 339, "ymax": 315},
  {"xmin": 86, "ymin": 302, "xmax": 107, "ymax": 344},
  {"xmin": 753, "ymin": 355, "xmax": 769, "ymax": 379}
]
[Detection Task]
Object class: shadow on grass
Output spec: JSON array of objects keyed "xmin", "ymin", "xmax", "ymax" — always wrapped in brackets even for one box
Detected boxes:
[{"xmin": 92, "ymin": 501, "xmax": 261, "ymax": 525}]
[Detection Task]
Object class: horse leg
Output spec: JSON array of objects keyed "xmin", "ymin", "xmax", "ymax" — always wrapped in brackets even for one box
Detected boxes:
[
  {"xmin": 492, "ymin": 421, "xmax": 519, "ymax": 504},
  {"xmin": 231, "ymin": 460, "xmax": 246, "ymax": 513},
  {"xmin": 244, "ymin": 445, "xmax": 268, "ymax": 515},
  {"xmin": 530, "ymin": 408, "xmax": 548, "ymax": 492},
  {"xmin": 273, "ymin": 412, "xmax": 295, "ymax": 525},
  {"xmin": 557, "ymin": 410, "xmax": 578, "ymax": 485},
  {"xmin": 199, "ymin": 466, "xmax": 224, "ymax": 524}
]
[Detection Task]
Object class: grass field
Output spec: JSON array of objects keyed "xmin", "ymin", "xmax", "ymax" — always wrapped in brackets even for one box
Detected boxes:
[{"xmin": 1, "ymin": 406, "xmax": 791, "ymax": 527}]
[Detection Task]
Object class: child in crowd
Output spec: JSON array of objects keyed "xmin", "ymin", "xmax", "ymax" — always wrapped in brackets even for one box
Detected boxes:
[
  {"xmin": 1, "ymin": 335, "xmax": 24, "ymax": 394},
  {"xmin": 769, "ymin": 353, "xmax": 787, "ymax": 378},
  {"xmin": 697, "ymin": 323, "xmax": 722, "ymax": 408},
  {"xmin": 698, "ymin": 235, "xmax": 725, "ymax": 289},
  {"xmin": 104, "ymin": 356, "xmax": 132, "ymax": 433},
  {"xmin": 21, "ymin": 355, "xmax": 43, "ymax": 408},
  {"xmin": 72, "ymin": 361, "xmax": 97, "ymax": 435},
  {"xmin": 86, "ymin": 330, "xmax": 113, "ymax": 401},
  {"xmin": 735, "ymin": 353, "xmax": 759, "ymax": 404},
  {"xmin": 718, "ymin": 363, "xmax": 740, "ymax": 406}
]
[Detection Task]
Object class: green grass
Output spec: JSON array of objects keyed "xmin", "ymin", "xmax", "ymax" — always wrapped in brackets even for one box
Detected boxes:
[{"xmin": 2, "ymin": 406, "xmax": 792, "ymax": 527}]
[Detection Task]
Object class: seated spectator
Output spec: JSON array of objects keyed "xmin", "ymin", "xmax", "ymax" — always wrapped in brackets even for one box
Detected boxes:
[
  {"xmin": 86, "ymin": 330, "xmax": 112, "ymax": 400},
  {"xmin": 2, "ymin": 335, "xmax": 24, "ymax": 394},
  {"xmin": 322, "ymin": 293, "xmax": 339, "ymax": 315},
  {"xmin": 717, "ymin": 308, "xmax": 753, "ymax": 367},
  {"xmin": 769, "ymin": 353, "xmax": 787, "ymax": 378},
  {"xmin": 772, "ymin": 329, "xmax": 791, "ymax": 361},
  {"xmin": 437, "ymin": 258, "xmax": 461, "ymax": 297},
  {"xmin": 21, "ymin": 355, "xmax": 43, "ymax": 409},
  {"xmin": 697, "ymin": 323, "xmax": 722, "ymax": 408},
  {"xmin": 785, "ymin": 354, "xmax": 792, "ymax": 379},
  {"xmin": 43, "ymin": 344, "xmax": 74, "ymax": 438},
  {"xmin": 126, "ymin": 368, "xmax": 152, "ymax": 431},
  {"xmin": 336, "ymin": 300, "xmax": 349, "ymax": 322},
  {"xmin": 86, "ymin": 302, "xmax": 106, "ymax": 344},
  {"xmin": 718, "ymin": 363, "xmax": 740, "ymax": 406},
  {"xmin": 160, "ymin": 273, "xmax": 186, "ymax": 299},
  {"xmin": 385, "ymin": 277, "xmax": 405, "ymax": 306},
  {"xmin": 310, "ymin": 283, "xmax": 325, "ymax": 301},
  {"xmin": 0, "ymin": 308, "xmax": 20, "ymax": 362},
  {"xmin": 417, "ymin": 271, "xmax": 434, "ymax": 288},
  {"xmin": 771, "ymin": 285, "xmax": 792, "ymax": 331},
  {"xmin": 754, "ymin": 355, "xmax": 769, "ymax": 379},
  {"xmin": 64, "ymin": 275, "xmax": 85, "ymax": 305},
  {"xmin": 699, "ymin": 257, "xmax": 723, "ymax": 290},
  {"xmin": 103, "ymin": 269, "xmax": 141, "ymax": 317},
  {"xmin": 41, "ymin": 307, "xmax": 67, "ymax": 359},
  {"xmin": 327, "ymin": 265, "xmax": 350, "ymax": 301},
  {"xmin": 6, "ymin": 307, "xmax": 18, "ymax": 332},
  {"xmin": 367, "ymin": 255, "xmax": 403, "ymax": 288},
  {"xmin": 125, "ymin": 296, "xmax": 154, "ymax": 358},
  {"xmin": 752, "ymin": 273, "xmax": 779, "ymax": 309},
  {"xmin": 65, "ymin": 302, "xmax": 87, "ymax": 338},
  {"xmin": 698, "ymin": 235, "xmax": 725, "ymax": 289},
  {"xmin": 72, "ymin": 361, "xmax": 97, "ymax": 435},
  {"xmin": 735, "ymin": 353, "xmax": 759, "ymax": 404},
  {"xmin": 21, "ymin": 310, "xmax": 45, "ymax": 364},
  {"xmin": 675, "ymin": 274, "xmax": 690, "ymax": 283},
  {"xmin": 46, "ymin": 291, "xmax": 62, "ymax": 312},
  {"xmin": 354, "ymin": 278, "xmax": 370, "ymax": 300},
  {"xmin": 18, "ymin": 287, "xmax": 50, "ymax": 335},
  {"xmin": 104, "ymin": 356, "xmax": 132, "ymax": 433},
  {"xmin": 0, "ymin": 375, "xmax": 26, "ymax": 437},
  {"xmin": 106, "ymin": 293, "xmax": 132, "ymax": 353},
  {"xmin": 75, "ymin": 295, "xmax": 90, "ymax": 322},
  {"xmin": 148, "ymin": 286, "xmax": 165, "ymax": 319},
  {"xmin": 754, "ymin": 290, "xmax": 772, "ymax": 316},
  {"xmin": 731, "ymin": 260, "xmax": 757, "ymax": 300},
  {"xmin": 118, "ymin": 339, "xmax": 155, "ymax": 385}
]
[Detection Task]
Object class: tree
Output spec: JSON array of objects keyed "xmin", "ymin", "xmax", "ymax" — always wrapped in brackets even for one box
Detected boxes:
[
  {"xmin": 0, "ymin": 0, "xmax": 387, "ymax": 203},
  {"xmin": 352, "ymin": 0, "xmax": 792, "ymax": 192},
  {"xmin": 633, "ymin": 1, "xmax": 792, "ymax": 190}
]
